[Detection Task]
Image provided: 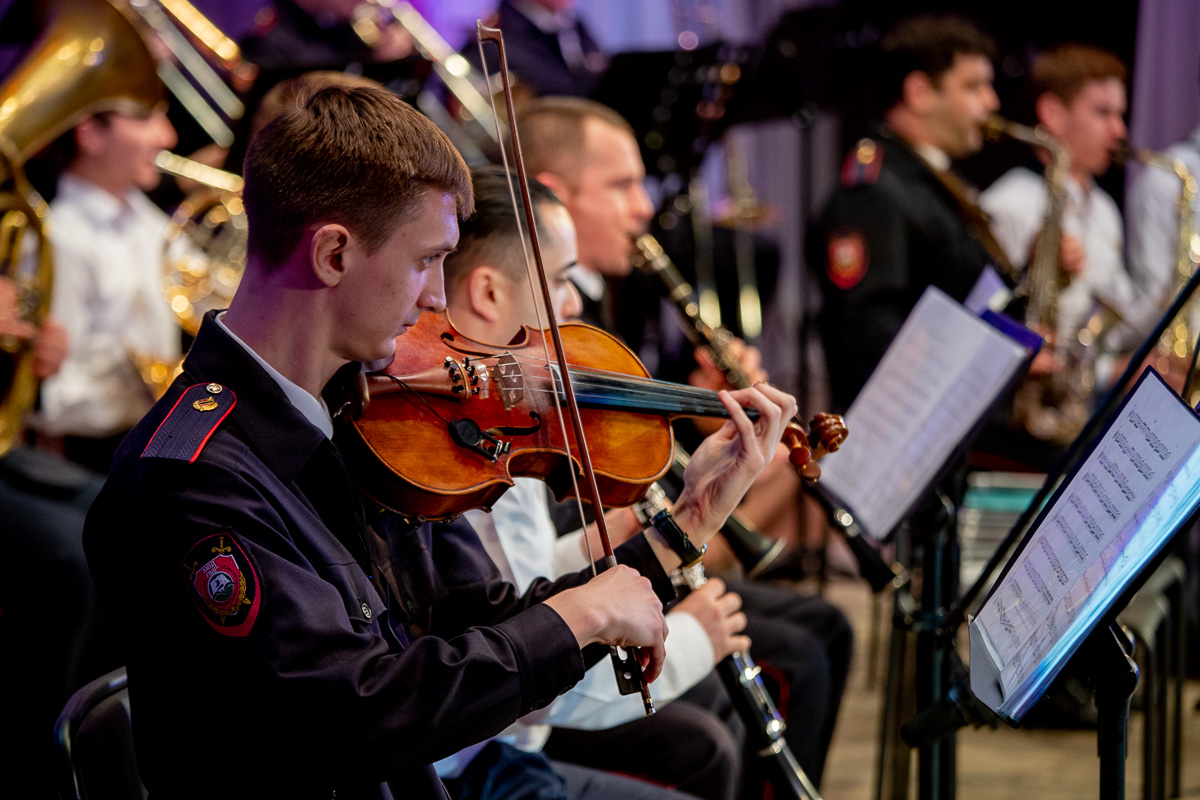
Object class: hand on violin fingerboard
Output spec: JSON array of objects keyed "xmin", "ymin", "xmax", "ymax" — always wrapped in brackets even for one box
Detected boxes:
[
  {"xmin": 662, "ymin": 384, "xmax": 796, "ymax": 566},
  {"xmin": 688, "ymin": 341, "xmax": 769, "ymax": 436},
  {"xmin": 543, "ymin": 564, "xmax": 669, "ymax": 682}
]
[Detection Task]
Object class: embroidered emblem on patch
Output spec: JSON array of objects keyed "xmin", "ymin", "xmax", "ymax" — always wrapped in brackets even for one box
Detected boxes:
[
  {"xmin": 827, "ymin": 231, "xmax": 868, "ymax": 289},
  {"xmin": 182, "ymin": 533, "xmax": 260, "ymax": 637}
]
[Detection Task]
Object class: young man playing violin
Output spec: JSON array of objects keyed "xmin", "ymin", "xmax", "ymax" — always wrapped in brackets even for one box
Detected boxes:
[
  {"xmin": 435, "ymin": 166, "xmax": 747, "ymax": 800},
  {"xmin": 82, "ymin": 84, "xmax": 794, "ymax": 800},
  {"xmin": 516, "ymin": 96, "xmax": 852, "ymax": 788}
]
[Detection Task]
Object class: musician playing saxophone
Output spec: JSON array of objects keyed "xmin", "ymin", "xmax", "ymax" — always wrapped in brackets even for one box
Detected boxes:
[{"xmin": 980, "ymin": 44, "xmax": 1158, "ymax": 381}]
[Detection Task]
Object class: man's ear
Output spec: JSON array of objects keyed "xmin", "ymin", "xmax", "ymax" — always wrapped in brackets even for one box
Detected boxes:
[
  {"xmin": 465, "ymin": 265, "xmax": 508, "ymax": 323},
  {"xmin": 1035, "ymin": 93, "xmax": 1068, "ymax": 139},
  {"xmin": 535, "ymin": 170, "xmax": 569, "ymax": 201},
  {"xmin": 73, "ymin": 117, "xmax": 105, "ymax": 158},
  {"xmin": 310, "ymin": 224, "xmax": 350, "ymax": 288},
  {"xmin": 902, "ymin": 71, "xmax": 937, "ymax": 114}
]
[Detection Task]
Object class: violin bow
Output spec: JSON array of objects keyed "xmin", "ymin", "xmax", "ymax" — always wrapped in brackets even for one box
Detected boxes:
[{"xmin": 476, "ymin": 23, "xmax": 656, "ymax": 715}]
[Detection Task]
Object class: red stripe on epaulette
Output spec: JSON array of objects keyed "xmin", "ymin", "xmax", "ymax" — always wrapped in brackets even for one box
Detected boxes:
[{"xmin": 142, "ymin": 383, "xmax": 236, "ymax": 463}]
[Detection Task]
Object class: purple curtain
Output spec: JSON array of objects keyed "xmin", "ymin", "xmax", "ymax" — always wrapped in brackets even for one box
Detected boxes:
[{"xmin": 1129, "ymin": 0, "xmax": 1200, "ymax": 151}]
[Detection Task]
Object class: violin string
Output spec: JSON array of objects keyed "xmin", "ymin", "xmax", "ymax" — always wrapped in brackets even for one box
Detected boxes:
[{"xmin": 468, "ymin": 350, "xmax": 737, "ymax": 406}]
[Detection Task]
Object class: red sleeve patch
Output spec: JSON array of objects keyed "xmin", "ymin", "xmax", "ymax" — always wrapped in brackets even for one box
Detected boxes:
[
  {"xmin": 182, "ymin": 532, "xmax": 261, "ymax": 637},
  {"xmin": 827, "ymin": 230, "xmax": 869, "ymax": 289}
]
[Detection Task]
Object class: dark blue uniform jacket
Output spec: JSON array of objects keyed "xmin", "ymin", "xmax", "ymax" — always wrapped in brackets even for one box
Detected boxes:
[{"xmin": 83, "ymin": 313, "xmax": 673, "ymax": 800}]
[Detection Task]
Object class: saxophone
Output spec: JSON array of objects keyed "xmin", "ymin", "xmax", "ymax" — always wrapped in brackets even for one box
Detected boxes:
[
  {"xmin": 985, "ymin": 116, "xmax": 1092, "ymax": 444},
  {"xmin": 1120, "ymin": 144, "xmax": 1200, "ymax": 401}
]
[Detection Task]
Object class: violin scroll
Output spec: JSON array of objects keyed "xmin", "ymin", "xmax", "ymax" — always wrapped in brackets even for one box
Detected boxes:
[{"xmin": 781, "ymin": 413, "xmax": 847, "ymax": 481}]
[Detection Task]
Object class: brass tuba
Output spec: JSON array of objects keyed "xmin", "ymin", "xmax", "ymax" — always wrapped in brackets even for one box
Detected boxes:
[{"xmin": 0, "ymin": 0, "xmax": 165, "ymax": 456}]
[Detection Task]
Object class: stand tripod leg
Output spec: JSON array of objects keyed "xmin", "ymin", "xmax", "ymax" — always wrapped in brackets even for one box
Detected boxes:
[
  {"xmin": 916, "ymin": 495, "xmax": 959, "ymax": 800},
  {"xmin": 1088, "ymin": 625, "xmax": 1139, "ymax": 800}
]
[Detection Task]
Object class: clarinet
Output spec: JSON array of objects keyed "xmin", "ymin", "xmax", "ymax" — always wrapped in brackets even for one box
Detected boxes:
[
  {"xmin": 631, "ymin": 234, "xmax": 753, "ymax": 389},
  {"xmin": 636, "ymin": 486, "xmax": 823, "ymax": 800},
  {"xmin": 679, "ymin": 560, "xmax": 823, "ymax": 800}
]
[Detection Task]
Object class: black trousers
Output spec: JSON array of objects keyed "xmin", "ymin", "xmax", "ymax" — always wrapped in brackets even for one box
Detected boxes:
[{"xmin": 542, "ymin": 671, "xmax": 744, "ymax": 800}]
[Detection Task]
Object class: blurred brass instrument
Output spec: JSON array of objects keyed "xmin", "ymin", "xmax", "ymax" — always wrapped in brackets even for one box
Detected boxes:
[
  {"xmin": 1118, "ymin": 143, "xmax": 1200, "ymax": 401},
  {"xmin": 127, "ymin": 0, "xmax": 255, "ymax": 146},
  {"xmin": 125, "ymin": 151, "xmax": 248, "ymax": 399},
  {"xmin": 0, "ymin": 0, "xmax": 166, "ymax": 456},
  {"xmin": 984, "ymin": 115, "xmax": 1092, "ymax": 444},
  {"xmin": 352, "ymin": 0, "xmax": 501, "ymax": 163}
]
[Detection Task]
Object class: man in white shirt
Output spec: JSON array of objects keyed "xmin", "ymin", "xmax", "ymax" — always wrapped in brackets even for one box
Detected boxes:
[
  {"xmin": 980, "ymin": 44, "xmax": 1156, "ymax": 366},
  {"xmin": 1126, "ymin": 122, "xmax": 1200, "ymax": 308},
  {"xmin": 38, "ymin": 104, "xmax": 182, "ymax": 472},
  {"xmin": 436, "ymin": 167, "xmax": 746, "ymax": 800}
]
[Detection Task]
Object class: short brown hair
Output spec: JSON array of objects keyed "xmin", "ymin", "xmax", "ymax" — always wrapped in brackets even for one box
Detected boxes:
[
  {"xmin": 1031, "ymin": 44, "xmax": 1127, "ymax": 106},
  {"xmin": 243, "ymin": 84, "xmax": 473, "ymax": 268},
  {"xmin": 878, "ymin": 16, "xmax": 996, "ymax": 112},
  {"xmin": 249, "ymin": 71, "xmax": 379, "ymax": 139},
  {"xmin": 444, "ymin": 166, "xmax": 564, "ymax": 288},
  {"xmin": 517, "ymin": 96, "xmax": 634, "ymax": 186}
]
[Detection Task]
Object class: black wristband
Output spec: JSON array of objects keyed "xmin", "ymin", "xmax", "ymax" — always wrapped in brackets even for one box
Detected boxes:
[{"xmin": 651, "ymin": 508, "xmax": 706, "ymax": 568}]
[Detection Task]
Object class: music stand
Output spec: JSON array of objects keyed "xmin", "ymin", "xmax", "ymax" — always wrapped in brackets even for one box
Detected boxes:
[{"xmin": 969, "ymin": 368, "xmax": 1200, "ymax": 799}]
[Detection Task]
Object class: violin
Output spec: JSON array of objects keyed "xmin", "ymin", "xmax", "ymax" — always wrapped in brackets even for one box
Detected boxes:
[{"xmin": 338, "ymin": 310, "xmax": 847, "ymax": 521}]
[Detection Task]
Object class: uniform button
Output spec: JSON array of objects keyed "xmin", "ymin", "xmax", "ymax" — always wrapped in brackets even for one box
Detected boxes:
[
  {"xmin": 361, "ymin": 602, "xmax": 372, "ymax": 619},
  {"xmin": 206, "ymin": 383, "xmax": 223, "ymax": 394},
  {"xmin": 406, "ymin": 599, "xmax": 418, "ymax": 614}
]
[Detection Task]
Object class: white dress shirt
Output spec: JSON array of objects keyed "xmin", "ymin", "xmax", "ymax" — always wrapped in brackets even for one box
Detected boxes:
[
  {"xmin": 1126, "ymin": 124, "xmax": 1200, "ymax": 304},
  {"xmin": 435, "ymin": 477, "xmax": 714, "ymax": 777},
  {"xmin": 981, "ymin": 166, "xmax": 1157, "ymax": 347},
  {"xmin": 38, "ymin": 174, "xmax": 182, "ymax": 437}
]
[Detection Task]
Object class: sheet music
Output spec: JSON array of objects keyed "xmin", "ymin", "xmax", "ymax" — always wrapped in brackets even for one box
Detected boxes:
[
  {"xmin": 971, "ymin": 372, "xmax": 1200, "ymax": 719},
  {"xmin": 819, "ymin": 288, "xmax": 1031, "ymax": 540}
]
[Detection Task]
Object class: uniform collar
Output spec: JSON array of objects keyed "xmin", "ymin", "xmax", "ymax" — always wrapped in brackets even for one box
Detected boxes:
[
  {"xmin": 912, "ymin": 142, "xmax": 951, "ymax": 173},
  {"xmin": 181, "ymin": 311, "xmax": 331, "ymax": 484},
  {"xmin": 214, "ymin": 312, "xmax": 334, "ymax": 438}
]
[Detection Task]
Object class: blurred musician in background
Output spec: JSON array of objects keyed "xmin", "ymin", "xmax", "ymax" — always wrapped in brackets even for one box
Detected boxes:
[
  {"xmin": 812, "ymin": 15, "xmax": 1004, "ymax": 412},
  {"xmin": 241, "ymin": 0, "xmax": 414, "ymax": 71},
  {"xmin": 32, "ymin": 105, "xmax": 183, "ymax": 474},
  {"xmin": 981, "ymin": 44, "xmax": 1156, "ymax": 372},
  {"xmin": 0, "ymin": 279, "xmax": 109, "ymax": 800},
  {"xmin": 517, "ymin": 95, "xmax": 852, "ymax": 789},
  {"xmin": 473, "ymin": 0, "xmax": 607, "ymax": 97}
]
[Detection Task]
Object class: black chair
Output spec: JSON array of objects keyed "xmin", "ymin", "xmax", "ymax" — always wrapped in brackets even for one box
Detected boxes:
[{"xmin": 53, "ymin": 666, "xmax": 146, "ymax": 800}]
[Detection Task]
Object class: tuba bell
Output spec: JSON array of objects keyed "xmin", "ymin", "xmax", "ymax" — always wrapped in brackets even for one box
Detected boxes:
[{"xmin": 0, "ymin": 0, "xmax": 166, "ymax": 456}]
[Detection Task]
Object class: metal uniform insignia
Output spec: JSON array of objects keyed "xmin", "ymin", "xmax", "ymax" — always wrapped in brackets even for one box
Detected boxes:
[
  {"xmin": 182, "ymin": 532, "xmax": 261, "ymax": 637},
  {"xmin": 827, "ymin": 229, "xmax": 868, "ymax": 289},
  {"xmin": 143, "ymin": 383, "xmax": 236, "ymax": 462}
]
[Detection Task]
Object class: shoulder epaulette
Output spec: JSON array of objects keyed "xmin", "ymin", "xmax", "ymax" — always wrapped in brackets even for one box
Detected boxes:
[
  {"xmin": 841, "ymin": 138, "xmax": 884, "ymax": 187},
  {"xmin": 142, "ymin": 383, "xmax": 236, "ymax": 463}
]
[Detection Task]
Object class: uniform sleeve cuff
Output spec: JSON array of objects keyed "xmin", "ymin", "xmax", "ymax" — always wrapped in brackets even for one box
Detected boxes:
[{"xmin": 495, "ymin": 602, "xmax": 586, "ymax": 714}]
